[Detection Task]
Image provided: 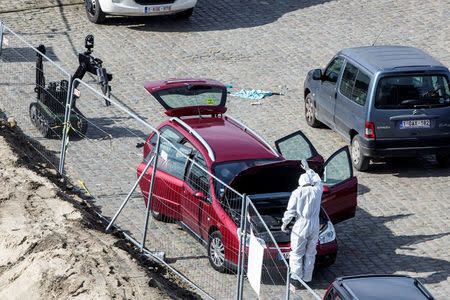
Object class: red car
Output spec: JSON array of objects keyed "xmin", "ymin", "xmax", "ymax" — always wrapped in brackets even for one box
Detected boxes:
[{"xmin": 137, "ymin": 79, "xmax": 357, "ymax": 272}]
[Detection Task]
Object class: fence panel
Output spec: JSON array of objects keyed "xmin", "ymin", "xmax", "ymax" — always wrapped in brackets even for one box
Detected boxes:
[
  {"xmin": 131, "ymin": 130, "xmax": 246, "ymax": 299},
  {"xmin": 0, "ymin": 22, "xmax": 71, "ymax": 171},
  {"xmin": 238, "ymin": 196, "xmax": 291, "ymax": 300},
  {"xmin": 0, "ymin": 23, "xmax": 324, "ymax": 300},
  {"xmin": 62, "ymin": 79, "xmax": 224, "ymax": 299},
  {"xmin": 61, "ymin": 79, "xmax": 156, "ymax": 245}
]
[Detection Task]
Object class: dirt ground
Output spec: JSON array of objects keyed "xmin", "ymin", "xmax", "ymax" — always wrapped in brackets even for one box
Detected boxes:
[{"xmin": 0, "ymin": 113, "xmax": 199, "ymax": 299}]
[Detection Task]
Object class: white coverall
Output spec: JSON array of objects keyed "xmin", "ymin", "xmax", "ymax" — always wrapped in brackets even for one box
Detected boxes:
[{"xmin": 282, "ymin": 169, "xmax": 323, "ymax": 282}]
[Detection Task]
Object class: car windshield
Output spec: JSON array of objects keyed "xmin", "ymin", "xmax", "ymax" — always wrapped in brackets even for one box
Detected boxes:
[
  {"xmin": 153, "ymin": 85, "xmax": 226, "ymax": 110},
  {"xmin": 212, "ymin": 159, "xmax": 280, "ymax": 199},
  {"xmin": 375, "ymin": 74, "xmax": 450, "ymax": 109}
]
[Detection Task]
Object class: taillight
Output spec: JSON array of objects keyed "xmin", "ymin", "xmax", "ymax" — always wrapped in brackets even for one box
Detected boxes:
[{"xmin": 365, "ymin": 122, "xmax": 375, "ymax": 139}]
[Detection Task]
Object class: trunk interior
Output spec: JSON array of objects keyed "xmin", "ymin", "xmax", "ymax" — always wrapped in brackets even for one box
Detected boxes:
[{"xmin": 221, "ymin": 192, "xmax": 327, "ymax": 244}]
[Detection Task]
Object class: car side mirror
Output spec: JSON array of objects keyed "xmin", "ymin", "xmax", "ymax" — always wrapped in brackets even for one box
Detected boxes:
[
  {"xmin": 136, "ymin": 142, "xmax": 145, "ymax": 148},
  {"xmin": 195, "ymin": 191, "xmax": 207, "ymax": 201},
  {"xmin": 323, "ymin": 186, "xmax": 331, "ymax": 194},
  {"xmin": 312, "ymin": 69, "xmax": 322, "ymax": 80}
]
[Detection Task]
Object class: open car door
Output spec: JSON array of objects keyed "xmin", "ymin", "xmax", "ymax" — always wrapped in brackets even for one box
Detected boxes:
[
  {"xmin": 274, "ymin": 130, "xmax": 324, "ymax": 168},
  {"xmin": 274, "ymin": 131, "xmax": 357, "ymax": 224},
  {"xmin": 321, "ymin": 146, "xmax": 357, "ymax": 224}
]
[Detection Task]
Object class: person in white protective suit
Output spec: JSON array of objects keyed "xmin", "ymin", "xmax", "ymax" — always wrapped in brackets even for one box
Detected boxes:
[{"xmin": 281, "ymin": 159, "xmax": 323, "ymax": 288}]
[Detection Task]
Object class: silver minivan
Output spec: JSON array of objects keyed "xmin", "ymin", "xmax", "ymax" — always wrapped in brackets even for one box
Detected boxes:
[{"xmin": 303, "ymin": 46, "xmax": 450, "ymax": 171}]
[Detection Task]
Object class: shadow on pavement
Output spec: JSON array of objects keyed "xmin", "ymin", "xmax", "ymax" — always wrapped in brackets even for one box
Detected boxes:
[
  {"xmin": 0, "ymin": 47, "xmax": 59, "ymax": 62},
  {"xmin": 310, "ymin": 208, "xmax": 450, "ymax": 290},
  {"xmin": 166, "ymin": 255, "xmax": 209, "ymax": 264},
  {"xmin": 82, "ymin": 116, "xmax": 148, "ymax": 140},
  {"xmin": 102, "ymin": 0, "xmax": 335, "ymax": 32},
  {"xmin": 357, "ymin": 183, "xmax": 370, "ymax": 196},
  {"xmin": 367, "ymin": 155, "xmax": 450, "ymax": 178}
]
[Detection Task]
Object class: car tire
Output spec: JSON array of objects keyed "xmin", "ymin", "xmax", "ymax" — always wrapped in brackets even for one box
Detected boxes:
[
  {"xmin": 85, "ymin": 0, "xmax": 106, "ymax": 24},
  {"xmin": 175, "ymin": 8, "xmax": 194, "ymax": 19},
  {"xmin": 351, "ymin": 134, "xmax": 370, "ymax": 171},
  {"xmin": 436, "ymin": 153, "xmax": 449, "ymax": 168},
  {"xmin": 305, "ymin": 93, "xmax": 321, "ymax": 127},
  {"xmin": 208, "ymin": 230, "xmax": 226, "ymax": 272}
]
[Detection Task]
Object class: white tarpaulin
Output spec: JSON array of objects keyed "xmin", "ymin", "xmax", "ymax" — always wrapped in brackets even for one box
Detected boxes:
[{"xmin": 247, "ymin": 231, "xmax": 265, "ymax": 296}]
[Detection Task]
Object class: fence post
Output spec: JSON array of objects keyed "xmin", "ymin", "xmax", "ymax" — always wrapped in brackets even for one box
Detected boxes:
[
  {"xmin": 285, "ymin": 266, "xmax": 291, "ymax": 300},
  {"xmin": 140, "ymin": 134, "xmax": 161, "ymax": 251},
  {"xmin": 0, "ymin": 21, "xmax": 4, "ymax": 56},
  {"xmin": 237, "ymin": 195, "xmax": 249, "ymax": 300},
  {"xmin": 236, "ymin": 193, "xmax": 246, "ymax": 300},
  {"xmin": 106, "ymin": 153, "xmax": 156, "ymax": 232},
  {"xmin": 58, "ymin": 76, "xmax": 74, "ymax": 175}
]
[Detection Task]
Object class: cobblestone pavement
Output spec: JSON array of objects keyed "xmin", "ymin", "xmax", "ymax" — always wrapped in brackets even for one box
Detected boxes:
[
  {"xmin": 0, "ymin": 0, "xmax": 82, "ymax": 13},
  {"xmin": 0, "ymin": 0, "xmax": 449, "ymax": 299}
]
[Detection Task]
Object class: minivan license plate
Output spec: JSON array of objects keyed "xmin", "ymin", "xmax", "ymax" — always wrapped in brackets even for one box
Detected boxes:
[{"xmin": 400, "ymin": 119, "xmax": 430, "ymax": 128}]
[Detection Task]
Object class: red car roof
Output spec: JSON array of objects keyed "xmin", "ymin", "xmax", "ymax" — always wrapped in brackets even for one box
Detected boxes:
[
  {"xmin": 144, "ymin": 78, "xmax": 226, "ymax": 93},
  {"xmin": 178, "ymin": 116, "xmax": 279, "ymax": 163}
]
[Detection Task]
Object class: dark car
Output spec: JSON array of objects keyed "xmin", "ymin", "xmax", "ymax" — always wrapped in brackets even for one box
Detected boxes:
[
  {"xmin": 303, "ymin": 46, "xmax": 450, "ymax": 170},
  {"xmin": 323, "ymin": 274, "xmax": 435, "ymax": 300},
  {"xmin": 137, "ymin": 78, "xmax": 358, "ymax": 272}
]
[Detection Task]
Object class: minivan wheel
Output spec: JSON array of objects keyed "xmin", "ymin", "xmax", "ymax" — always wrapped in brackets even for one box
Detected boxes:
[
  {"xmin": 351, "ymin": 135, "xmax": 370, "ymax": 171},
  {"xmin": 208, "ymin": 231, "xmax": 226, "ymax": 272},
  {"xmin": 85, "ymin": 0, "xmax": 106, "ymax": 24},
  {"xmin": 305, "ymin": 94, "xmax": 321, "ymax": 127},
  {"xmin": 436, "ymin": 154, "xmax": 449, "ymax": 167}
]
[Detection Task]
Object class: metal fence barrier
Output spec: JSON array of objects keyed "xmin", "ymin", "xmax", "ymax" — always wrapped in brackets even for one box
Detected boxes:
[
  {"xmin": 0, "ymin": 21, "xmax": 323, "ymax": 300},
  {"xmin": 0, "ymin": 22, "xmax": 71, "ymax": 171}
]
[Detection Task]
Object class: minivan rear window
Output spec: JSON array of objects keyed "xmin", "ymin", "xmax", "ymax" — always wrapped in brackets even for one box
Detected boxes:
[{"xmin": 375, "ymin": 74, "xmax": 450, "ymax": 109}]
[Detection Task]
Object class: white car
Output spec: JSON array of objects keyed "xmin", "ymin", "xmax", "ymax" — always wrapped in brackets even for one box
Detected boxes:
[{"xmin": 85, "ymin": 0, "xmax": 197, "ymax": 23}]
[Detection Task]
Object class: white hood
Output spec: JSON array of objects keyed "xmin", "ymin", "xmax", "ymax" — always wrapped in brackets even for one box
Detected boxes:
[{"xmin": 298, "ymin": 169, "xmax": 321, "ymax": 187}]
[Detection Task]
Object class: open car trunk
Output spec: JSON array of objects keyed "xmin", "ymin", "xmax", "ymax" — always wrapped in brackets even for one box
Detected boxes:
[
  {"xmin": 220, "ymin": 191, "xmax": 328, "ymax": 244},
  {"xmin": 144, "ymin": 79, "xmax": 228, "ymax": 117},
  {"xmin": 218, "ymin": 160, "xmax": 333, "ymax": 244},
  {"xmin": 248, "ymin": 193, "xmax": 328, "ymax": 244}
]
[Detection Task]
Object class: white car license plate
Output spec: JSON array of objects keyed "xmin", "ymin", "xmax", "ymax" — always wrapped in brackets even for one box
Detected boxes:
[
  {"xmin": 278, "ymin": 252, "xmax": 290, "ymax": 260},
  {"xmin": 145, "ymin": 5, "xmax": 171, "ymax": 13},
  {"xmin": 400, "ymin": 119, "xmax": 430, "ymax": 128}
]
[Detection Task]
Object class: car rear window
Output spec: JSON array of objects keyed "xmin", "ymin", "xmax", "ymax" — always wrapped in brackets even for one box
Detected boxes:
[
  {"xmin": 153, "ymin": 85, "xmax": 227, "ymax": 110},
  {"xmin": 375, "ymin": 74, "xmax": 450, "ymax": 109}
]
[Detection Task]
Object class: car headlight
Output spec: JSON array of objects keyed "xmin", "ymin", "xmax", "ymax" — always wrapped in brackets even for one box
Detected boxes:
[
  {"xmin": 318, "ymin": 221, "xmax": 336, "ymax": 245},
  {"xmin": 236, "ymin": 228, "xmax": 266, "ymax": 248}
]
